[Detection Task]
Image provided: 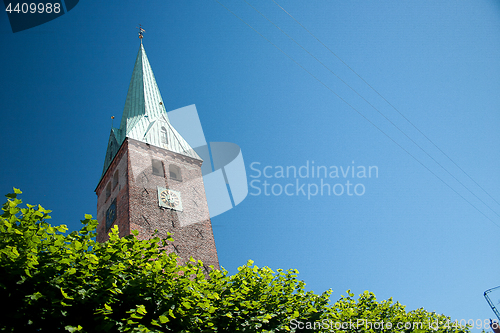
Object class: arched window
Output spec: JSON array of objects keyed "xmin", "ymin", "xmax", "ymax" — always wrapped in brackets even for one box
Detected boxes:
[
  {"xmin": 105, "ymin": 182, "xmax": 111, "ymax": 200},
  {"xmin": 161, "ymin": 127, "xmax": 168, "ymax": 145},
  {"xmin": 108, "ymin": 141, "xmax": 114, "ymax": 162},
  {"xmin": 152, "ymin": 159, "xmax": 164, "ymax": 176},
  {"xmin": 113, "ymin": 170, "xmax": 119, "ymax": 188},
  {"xmin": 169, "ymin": 164, "xmax": 182, "ymax": 181}
]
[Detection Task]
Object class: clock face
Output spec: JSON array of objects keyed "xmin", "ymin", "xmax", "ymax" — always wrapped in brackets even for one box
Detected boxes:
[
  {"xmin": 160, "ymin": 190, "xmax": 180, "ymax": 207},
  {"xmin": 157, "ymin": 187, "xmax": 183, "ymax": 211},
  {"xmin": 106, "ymin": 199, "xmax": 117, "ymax": 231}
]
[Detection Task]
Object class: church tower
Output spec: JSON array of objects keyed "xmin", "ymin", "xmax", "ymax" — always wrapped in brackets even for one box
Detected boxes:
[{"xmin": 95, "ymin": 39, "xmax": 219, "ymax": 270}]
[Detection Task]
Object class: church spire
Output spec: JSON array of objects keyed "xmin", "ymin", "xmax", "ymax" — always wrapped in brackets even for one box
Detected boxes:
[
  {"xmin": 95, "ymin": 34, "xmax": 219, "ymax": 270},
  {"xmin": 118, "ymin": 42, "xmax": 168, "ymax": 136},
  {"xmin": 101, "ymin": 41, "xmax": 200, "ymax": 177}
]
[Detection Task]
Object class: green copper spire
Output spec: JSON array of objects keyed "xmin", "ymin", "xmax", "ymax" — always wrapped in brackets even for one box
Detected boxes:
[
  {"xmin": 118, "ymin": 43, "xmax": 169, "ymax": 137},
  {"xmin": 101, "ymin": 43, "xmax": 201, "ymax": 177}
]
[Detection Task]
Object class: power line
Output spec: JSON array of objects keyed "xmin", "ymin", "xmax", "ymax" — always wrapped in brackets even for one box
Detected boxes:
[
  {"xmin": 212, "ymin": 0, "xmax": 500, "ymax": 228},
  {"xmin": 242, "ymin": 0, "xmax": 500, "ymax": 221},
  {"xmin": 271, "ymin": 0, "xmax": 500, "ymax": 209}
]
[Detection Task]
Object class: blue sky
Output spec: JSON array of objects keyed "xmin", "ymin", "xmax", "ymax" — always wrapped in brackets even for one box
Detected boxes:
[{"xmin": 1, "ymin": 0, "xmax": 500, "ymax": 330}]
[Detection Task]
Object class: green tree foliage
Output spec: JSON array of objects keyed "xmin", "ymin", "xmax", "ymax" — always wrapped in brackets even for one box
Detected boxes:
[{"xmin": 0, "ymin": 189, "xmax": 470, "ymax": 332}]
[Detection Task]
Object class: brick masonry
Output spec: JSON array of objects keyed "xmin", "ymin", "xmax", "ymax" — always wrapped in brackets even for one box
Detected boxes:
[{"xmin": 95, "ymin": 137, "xmax": 219, "ymax": 270}]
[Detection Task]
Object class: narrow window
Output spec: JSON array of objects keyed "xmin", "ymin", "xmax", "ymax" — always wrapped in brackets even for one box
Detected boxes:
[
  {"xmin": 105, "ymin": 182, "xmax": 111, "ymax": 200},
  {"xmin": 106, "ymin": 199, "xmax": 117, "ymax": 231},
  {"xmin": 161, "ymin": 126, "xmax": 168, "ymax": 145},
  {"xmin": 113, "ymin": 170, "xmax": 119, "ymax": 188},
  {"xmin": 108, "ymin": 142, "xmax": 114, "ymax": 162},
  {"xmin": 152, "ymin": 159, "xmax": 164, "ymax": 176},
  {"xmin": 169, "ymin": 164, "xmax": 182, "ymax": 181}
]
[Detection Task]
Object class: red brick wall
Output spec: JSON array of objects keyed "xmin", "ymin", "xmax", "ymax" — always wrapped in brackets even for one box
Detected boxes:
[
  {"xmin": 96, "ymin": 138, "xmax": 219, "ymax": 270},
  {"xmin": 96, "ymin": 139, "xmax": 130, "ymax": 241}
]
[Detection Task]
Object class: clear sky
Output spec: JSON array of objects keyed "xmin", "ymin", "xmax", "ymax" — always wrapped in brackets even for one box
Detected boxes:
[{"xmin": 1, "ymin": 1, "xmax": 500, "ymax": 330}]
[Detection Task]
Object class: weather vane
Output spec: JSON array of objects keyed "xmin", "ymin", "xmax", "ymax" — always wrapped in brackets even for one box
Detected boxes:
[{"xmin": 137, "ymin": 24, "xmax": 145, "ymax": 42}]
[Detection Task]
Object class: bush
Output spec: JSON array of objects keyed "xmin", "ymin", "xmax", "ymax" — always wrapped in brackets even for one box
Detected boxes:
[{"xmin": 0, "ymin": 189, "xmax": 470, "ymax": 332}]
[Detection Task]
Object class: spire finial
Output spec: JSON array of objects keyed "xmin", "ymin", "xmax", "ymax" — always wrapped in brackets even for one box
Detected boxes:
[{"xmin": 137, "ymin": 24, "xmax": 145, "ymax": 43}]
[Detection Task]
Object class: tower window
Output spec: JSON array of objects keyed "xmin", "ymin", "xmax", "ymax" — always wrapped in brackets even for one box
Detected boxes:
[
  {"xmin": 108, "ymin": 142, "xmax": 114, "ymax": 162},
  {"xmin": 113, "ymin": 170, "xmax": 119, "ymax": 188},
  {"xmin": 105, "ymin": 182, "xmax": 111, "ymax": 200},
  {"xmin": 169, "ymin": 164, "xmax": 182, "ymax": 181},
  {"xmin": 152, "ymin": 159, "xmax": 164, "ymax": 176},
  {"xmin": 161, "ymin": 126, "xmax": 168, "ymax": 145}
]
